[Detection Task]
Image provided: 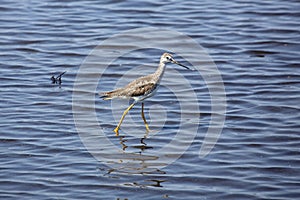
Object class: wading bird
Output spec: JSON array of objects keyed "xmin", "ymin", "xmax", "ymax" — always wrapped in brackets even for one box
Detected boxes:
[{"xmin": 100, "ymin": 53, "xmax": 190, "ymax": 135}]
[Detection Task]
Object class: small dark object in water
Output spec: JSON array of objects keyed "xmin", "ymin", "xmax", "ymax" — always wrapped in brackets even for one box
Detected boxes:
[
  {"xmin": 51, "ymin": 71, "xmax": 66, "ymax": 85},
  {"xmin": 51, "ymin": 75, "xmax": 56, "ymax": 84}
]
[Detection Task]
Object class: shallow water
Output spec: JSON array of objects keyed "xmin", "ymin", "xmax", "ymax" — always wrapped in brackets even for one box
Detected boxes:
[{"xmin": 1, "ymin": 0, "xmax": 300, "ymax": 199}]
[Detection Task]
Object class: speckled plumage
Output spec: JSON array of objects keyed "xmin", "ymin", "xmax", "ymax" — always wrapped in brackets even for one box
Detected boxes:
[
  {"xmin": 100, "ymin": 52, "xmax": 189, "ymax": 134},
  {"xmin": 100, "ymin": 52, "xmax": 188, "ymax": 102},
  {"xmin": 101, "ymin": 75, "xmax": 157, "ymax": 101}
]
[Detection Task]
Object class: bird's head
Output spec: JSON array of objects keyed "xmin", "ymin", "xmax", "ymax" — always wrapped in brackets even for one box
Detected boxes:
[{"xmin": 160, "ymin": 52, "xmax": 190, "ymax": 70}]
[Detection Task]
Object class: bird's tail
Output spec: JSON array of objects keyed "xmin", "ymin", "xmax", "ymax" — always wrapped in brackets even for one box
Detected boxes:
[
  {"xmin": 99, "ymin": 89, "xmax": 122, "ymax": 100},
  {"xmin": 99, "ymin": 93, "xmax": 112, "ymax": 100}
]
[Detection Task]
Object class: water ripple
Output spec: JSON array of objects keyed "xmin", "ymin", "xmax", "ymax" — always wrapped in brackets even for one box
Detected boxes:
[{"xmin": 1, "ymin": 0, "xmax": 300, "ymax": 199}]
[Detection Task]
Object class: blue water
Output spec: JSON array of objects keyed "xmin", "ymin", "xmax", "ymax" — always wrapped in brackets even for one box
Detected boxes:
[{"xmin": 1, "ymin": 0, "xmax": 300, "ymax": 199}]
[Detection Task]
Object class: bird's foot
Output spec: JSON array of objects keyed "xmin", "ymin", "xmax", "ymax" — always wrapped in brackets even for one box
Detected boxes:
[{"xmin": 114, "ymin": 127, "xmax": 120, "ymax": 136}]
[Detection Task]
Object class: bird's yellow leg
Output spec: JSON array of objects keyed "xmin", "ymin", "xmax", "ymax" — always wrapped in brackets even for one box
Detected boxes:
[
  {"xmin": 141, "ymin": 102, "xmax": 150, "ymax": 132},
  {"xmin": 114, "ymin": 103, "xmax": 135, "ymax": 136}
]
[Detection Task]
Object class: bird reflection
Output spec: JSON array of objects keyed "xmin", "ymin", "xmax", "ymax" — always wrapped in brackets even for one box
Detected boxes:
[
  {"xmin": 119, "ymin": 136, "xmax": 128, "ymax": 151},
  {"xmin": 147, "ymin": 179, "xmax": 165, "ymax": 187},
  {"xmin": 98, "ymin": 129, "xmax": 167, "ymax": 177},
  {"xmin": 121, "ymin": 179, "xmax": 166, "ymax": 188},
  {"xmin": 118, "ymin": 130, "xmax": 152, "ymax": 153}
]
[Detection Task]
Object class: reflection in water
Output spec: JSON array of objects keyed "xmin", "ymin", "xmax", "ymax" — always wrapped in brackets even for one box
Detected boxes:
[
  {"xmin": 138, "ymin": 137, "xmax": 154, "ymax": 152},
  {"xmin": 122, "ymin": 179, "xmax": 166, "ymax": 188},
  {"xmin": 100, "ymin": 131, "xmax": 166, "ymax": 180},
  {"xmin": 119, "ymin": 136, "xmax": 128, "ymax": 151},
  {"xmin": 99, "ymin": 130, "xmax": 167, "ymax": 188},
  {"xmin": 148, "ymin": 179, "xmax": 165, "ymax": 187},
  {"xmin": 114, "ymin": 131, "xmax": 158, "ymax": 174},
  {"xmin": 118, "ymin": 131, "xmax": 152, "ymax": 153}
]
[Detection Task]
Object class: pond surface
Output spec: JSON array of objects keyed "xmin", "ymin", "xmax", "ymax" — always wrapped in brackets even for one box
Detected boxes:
[{"xmin": 1, "ymin": 0, "xmax": 299, "ymax": 199}]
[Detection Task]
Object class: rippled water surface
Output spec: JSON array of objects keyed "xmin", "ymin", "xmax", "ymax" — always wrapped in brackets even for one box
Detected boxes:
[{"xmin": 1, "ymin": 0, "xmax": 300, "ymax": 199}]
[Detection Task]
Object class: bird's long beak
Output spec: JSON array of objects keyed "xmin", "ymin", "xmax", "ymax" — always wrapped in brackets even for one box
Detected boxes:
[{"xmin": 172, "ymin": 59, "xmax": 191, "ymax": 70}]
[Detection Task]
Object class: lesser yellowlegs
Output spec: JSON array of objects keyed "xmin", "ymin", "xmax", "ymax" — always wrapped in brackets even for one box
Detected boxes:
[{"xmin": 100, "ymin": 52, "xmax": 190, "ymax": 135}]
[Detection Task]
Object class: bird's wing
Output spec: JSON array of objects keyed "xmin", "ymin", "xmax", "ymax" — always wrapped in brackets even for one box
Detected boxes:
[
  {"xmin": 100, "ymin": 74, "xmax": 158, "ymax": 99},
  {"xmin": 123, "ymin": 74, "xmax": 158, "ymax": 97},
  {"xmin": 129, "ymin": 82, "xmax": 157, "ymax": 97}
]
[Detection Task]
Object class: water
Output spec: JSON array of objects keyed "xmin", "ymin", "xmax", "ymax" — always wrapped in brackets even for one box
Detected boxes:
[{"xmin": 1, "ymin": 0, "xmax": 299, "ymax": 199}]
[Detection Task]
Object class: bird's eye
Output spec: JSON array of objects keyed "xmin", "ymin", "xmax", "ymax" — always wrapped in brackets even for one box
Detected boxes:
[{"xmin": 166, "ymin": 56, "xmax": 170, "ymax": 60}]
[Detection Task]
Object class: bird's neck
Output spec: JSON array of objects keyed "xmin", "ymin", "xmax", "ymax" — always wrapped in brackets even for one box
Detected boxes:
[{"xmin": 154, "ymin": 62, "xmax": 166, "ymax": 82}]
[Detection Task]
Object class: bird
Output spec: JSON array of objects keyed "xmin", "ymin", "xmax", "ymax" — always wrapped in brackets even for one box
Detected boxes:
[{"xmin": 100, "ymin": 52, "xmax": 190, "ymax": 136}]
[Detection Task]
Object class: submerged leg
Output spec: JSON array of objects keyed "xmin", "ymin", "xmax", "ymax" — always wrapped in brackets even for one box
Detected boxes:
[
  {"xmin": 114, "ymin": 103, "xmax": 135, "ymax": 135},
  {"xmin": 141, "ymin": 102, "xmax": 150, "ymax": 132}
]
